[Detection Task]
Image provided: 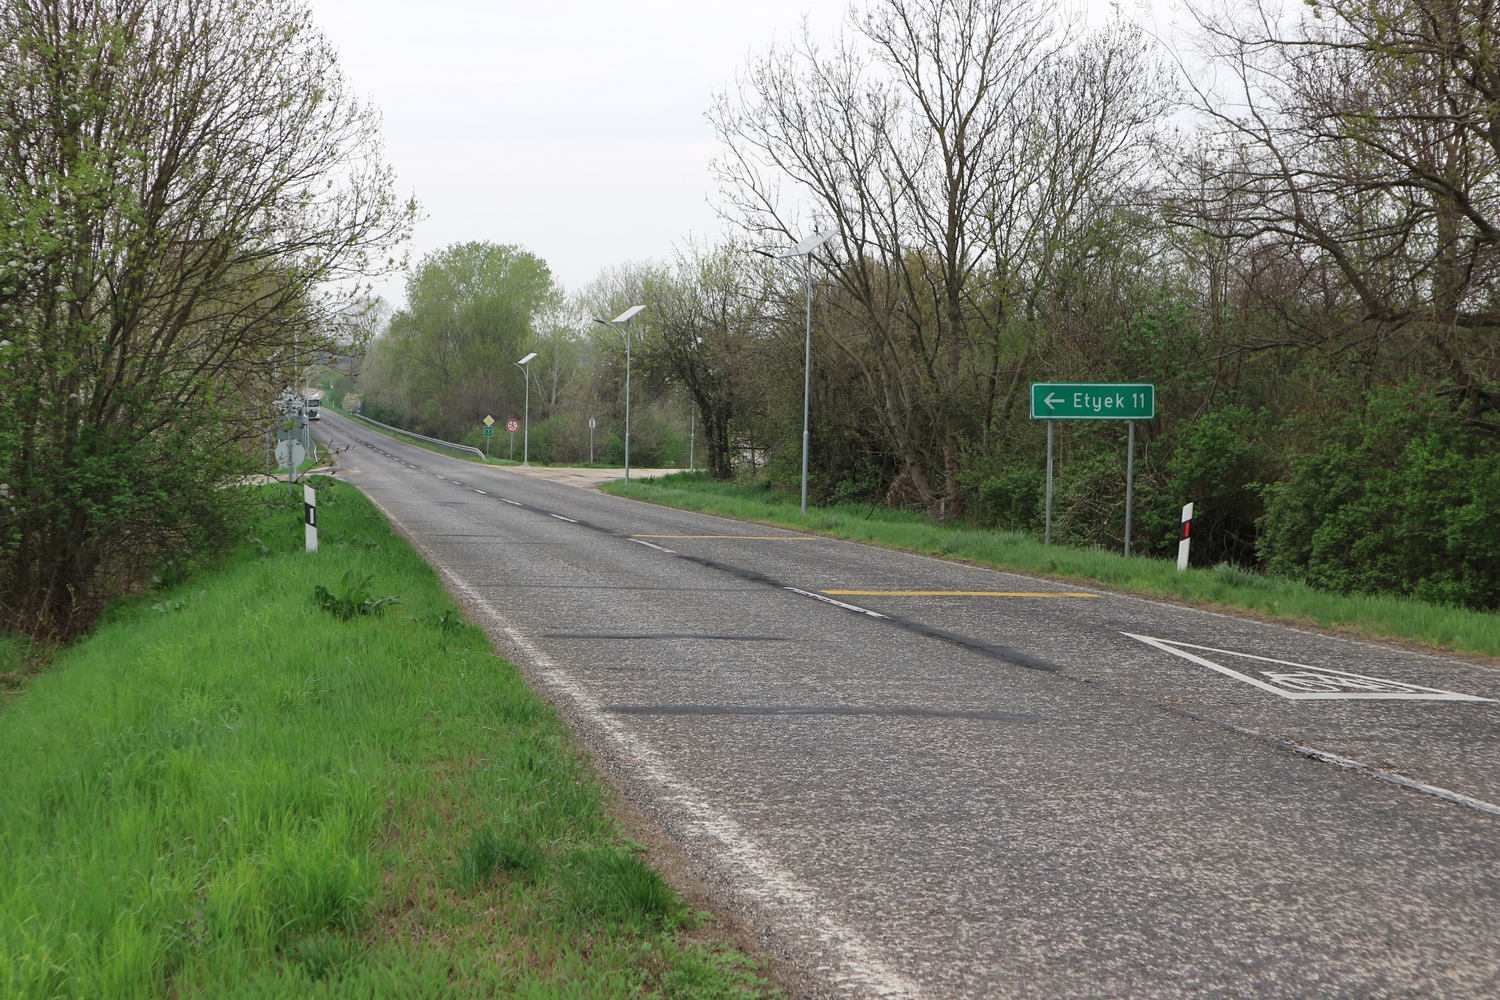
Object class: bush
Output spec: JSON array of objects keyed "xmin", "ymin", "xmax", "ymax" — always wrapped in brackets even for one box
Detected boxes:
[
  {"xmin": 976, "ymin": 464, "xmax": 1044, "ymax": 532},
  {"xmin": 1259, "ymin": 385, "xmax": 1500, "ymax": 609}
]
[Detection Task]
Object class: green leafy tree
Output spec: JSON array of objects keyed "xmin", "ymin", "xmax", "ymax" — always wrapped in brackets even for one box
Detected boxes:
[
  {"xmin": 0, "ymin": 0, "xmax": 413, "ymax": 638},
  {"xmin": 367, "ymin": 242, "xmax": 558, "ymax": 440}
]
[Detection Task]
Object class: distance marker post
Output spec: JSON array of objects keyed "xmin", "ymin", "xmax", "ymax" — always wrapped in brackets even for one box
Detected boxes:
[
  {"xmin": 304, "ymin": 484, "xmax": 318, "ymax": 553},
  {"xmin": 1177, "ymin": 502, "xmax": 1193, "ymax": 571}
]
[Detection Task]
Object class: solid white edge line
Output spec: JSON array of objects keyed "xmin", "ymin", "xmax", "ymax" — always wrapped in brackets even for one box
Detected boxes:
[
  {"xmin": 784, "ymin": 586, "xmax": 889, "ymax": 619},
  {"xmin": 353, "ymin": 487, "xmax": 924, "ymax": 1000}
]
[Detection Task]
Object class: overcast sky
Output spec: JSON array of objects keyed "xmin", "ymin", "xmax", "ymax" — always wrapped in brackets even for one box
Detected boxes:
[{"xmin": 308, "ymin": 0, "xmax": 1175, "ymax": 307}]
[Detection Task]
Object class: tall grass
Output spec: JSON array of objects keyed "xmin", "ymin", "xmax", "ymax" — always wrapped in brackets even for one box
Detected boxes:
[
  {"xmin": 603, "ymin": 472, "xmax": 1500, "ymax": 658},
  {"xmin": 0, "ymin": 480, "xmax": 771, "ymax": 997}
]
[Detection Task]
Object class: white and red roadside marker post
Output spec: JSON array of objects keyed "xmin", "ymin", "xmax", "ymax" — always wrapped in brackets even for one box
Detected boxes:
[
  {"xmin": 1177, "ymin": 502, "xmax": 1193, "ymax": 571},
  {"xmin": 304, "ymin": 484, "xmax": 318, "ymax": 553}
]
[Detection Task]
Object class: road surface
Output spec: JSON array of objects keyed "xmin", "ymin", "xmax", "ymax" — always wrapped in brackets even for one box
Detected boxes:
[{"xmin": 317, "ymin": 409, "xmax": 1500, "ymax": 999}]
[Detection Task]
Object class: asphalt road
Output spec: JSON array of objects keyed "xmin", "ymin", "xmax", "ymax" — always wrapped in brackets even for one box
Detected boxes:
[{"xmin": 316, "ymin": 409, "xmax": 1500, "ymax": 999}]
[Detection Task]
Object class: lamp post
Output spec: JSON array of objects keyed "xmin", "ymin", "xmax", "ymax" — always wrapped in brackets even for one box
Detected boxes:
[
  {"xmin": 514, "ymin": 352, "xmax": 537, "ymax": 465},
  {"xmin": 593, "ymin": 305, "xmax": 645, "ymax": 481},
  {"xmin": 755, "ymin": 230, "xmax": 836, "ymax": 515}
]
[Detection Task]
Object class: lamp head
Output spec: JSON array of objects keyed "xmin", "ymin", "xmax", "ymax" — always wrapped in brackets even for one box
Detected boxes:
[
  {"xmin": 516, "ymin": 352, "xmax": 537, "ymax": 365},
  {"xmin": 612, "ymin": 305, "xmax": 646, "ymax": 323}
]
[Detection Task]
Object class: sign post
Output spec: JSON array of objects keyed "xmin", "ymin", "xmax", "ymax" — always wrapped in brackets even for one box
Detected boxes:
[
  {"xmin": 506, "ymin": 418, "xmax": 519, "ymax": 461},
  {"xmin": 588, "ymin": 417, "xmax": 596, "ymax": 464},
  {"xmin": 1031, "ymin": 383, "xmax": 1156, "ymax": 555},
  {"xmin": 483, "ymin": 415, "xmax": 495, "ymax": 457}
]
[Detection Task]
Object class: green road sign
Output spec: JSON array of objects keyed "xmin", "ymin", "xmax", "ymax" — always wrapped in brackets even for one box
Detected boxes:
[
  {"xmin": 483, "ymin": 426, "xmax": 495, "ymax": 437},
  {"xmin": 1031, "ymin": 382, "xmax": 1155, "ymax": 420}
]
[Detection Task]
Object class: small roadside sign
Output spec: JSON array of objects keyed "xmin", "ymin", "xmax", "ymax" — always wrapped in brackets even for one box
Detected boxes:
[
  {"xmin": 506, "ymin": 418, "xmax": 520, "ymax": 434},
  {"xmin": 274, "ymin": 438, "xmax": 305, "ymax": 471},
  {"xmin": 1031, "ymin": 383, "xmax": 1155, "ymax": 420},
  {"xmin": 483, "ymin": 415, "xmax": 495, "ymax": 427},
  {"xmin": 483, "ymin": 426, "xmax": 494, "ymax": 437}
]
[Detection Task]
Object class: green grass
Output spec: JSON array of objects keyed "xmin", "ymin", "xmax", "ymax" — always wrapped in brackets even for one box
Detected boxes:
[
  {"xmin": 0, "ymin": 479, "xmax": 774, "ymax": 998},
  {"xmin": 602, "ymin": 472, "xmax": 1500, "ymax": 659}
]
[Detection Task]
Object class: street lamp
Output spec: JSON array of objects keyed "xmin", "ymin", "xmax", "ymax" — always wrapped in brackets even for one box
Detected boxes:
[
  {"xmin": 514, "ymin": 352, "xmax": 537, "ymax": 465},
  {"xmin": 592, "ymin": 305, "xmax": 645, "ymax": 481},
  {"xmin": 755, "ymin": 230, "xmax": 836, "ymax": 515}
]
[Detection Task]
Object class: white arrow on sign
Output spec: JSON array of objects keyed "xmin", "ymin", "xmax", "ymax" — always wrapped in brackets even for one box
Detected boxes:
[
  {"xmin": 1123, "ymin": 632, "xmax": 1494, "ymax": 702},
  {"xmin": 1044, "ymin": 392, "xmax": 1063, "ymax": 409}
]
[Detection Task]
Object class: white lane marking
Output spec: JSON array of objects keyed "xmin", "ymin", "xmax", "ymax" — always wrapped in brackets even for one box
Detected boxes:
[
  {"xmin": 1255, "ymin": 731, "xmax": 1500, "ymax": 818},
  {"xmin": 630, "ymin": 537, "xmax": 676, "ymax": 554},
  {"xmin": 785, "ymin": 587, "xmax": 889, "ymax": 620},
  {"xmin": 502, "ymin": 499, "xmax": 523, "ymax": 506},
  {"xmin": 1124, "ymin": 633, "xmax": 1495, "ymax": 702},
  {"xmin": 549, "ymin": 514, "xmax": 579, "ymax": 523},
  {"xmin": 474, "ymin": 489, "xmax": 487, "ymax": 495},
  {"xmin": 359, "ymin": 490, "xmax": 923, "ymax": 999}
]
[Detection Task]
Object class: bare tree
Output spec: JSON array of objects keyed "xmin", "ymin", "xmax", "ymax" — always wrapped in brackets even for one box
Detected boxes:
[
  {"xmin": 640, "ymin": 243, "xmax": 777, "ymax": 479},
  {"xmin": 1174, "ymin": 0, "xmax": 1500, "ymax": 422},
  {"xmin": 713, "ymin": 0, "xmax": 1167, "ymax": 515}
]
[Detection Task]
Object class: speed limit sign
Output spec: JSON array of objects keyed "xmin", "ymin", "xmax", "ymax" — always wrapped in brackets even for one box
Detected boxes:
[{"xmin": 505, "ymin": 418, "xmax": 520, "ymax": 434}]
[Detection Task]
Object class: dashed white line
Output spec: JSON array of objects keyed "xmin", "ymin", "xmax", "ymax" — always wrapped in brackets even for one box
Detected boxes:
[
  {"xmin": 631, "ymin": 538, "xmax": 676, "ymax": 554},
  {"xmin": 501, "ymin": 499, "xmax": 523, "ymax": 506},
  {"xmin": 550, "ymin": 514, "xmax": 578, "ymax": 523},
  {"xmin": 784, "ymin": 587, "xmax": 890, "ymax": 620},
  {"xmin": 474, "ymin": 489, "xmax": 488, "ymax": 495}
]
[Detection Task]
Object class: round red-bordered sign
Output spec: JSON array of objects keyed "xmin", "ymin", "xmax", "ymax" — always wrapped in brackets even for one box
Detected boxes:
[{"xmin": 505, "ymin": 418, "xmax": 520, "ymax": 433}]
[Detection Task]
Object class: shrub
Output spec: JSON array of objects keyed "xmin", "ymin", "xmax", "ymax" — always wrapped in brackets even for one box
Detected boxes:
[{"xmin": 1259, "ymin": 385, "xmax": 1500, "ymax": 609}]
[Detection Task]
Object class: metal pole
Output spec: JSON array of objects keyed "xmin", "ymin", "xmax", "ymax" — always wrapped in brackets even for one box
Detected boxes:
[
  {"xmin": 590, "ymin": 421, "xmax": 594, "ymax": 464},
  {"xmin": 1045, "ymin": 420, "xmax": 1054, "ymax": 546},
  {"xmin": 624, "ymin": 320, "xmax": 632, "ymax": 482},
  {"xmin": 800, "ymin": 253, "xmax": 812, "ymax": 515},
  {"xmin": 522, "ymin": 367, "xmax": 530, "ymax": 466},
  {"xmin": 1124, "ymin": 420, "xmax": 1136, "ymax": 557},
  {"xmin": 689, "ymin": 407, "xmax": 695, "ymax": 472}
]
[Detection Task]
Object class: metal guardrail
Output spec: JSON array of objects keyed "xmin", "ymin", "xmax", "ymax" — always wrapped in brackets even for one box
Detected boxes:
[{"xmin": 341, "ymin": 411, "xmax": 487, "ymax": 461}]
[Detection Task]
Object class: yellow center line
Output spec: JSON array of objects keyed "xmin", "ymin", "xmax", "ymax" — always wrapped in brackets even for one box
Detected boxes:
[
  {"xmin": 822, "ymin": 590, "xmax": 1100, "ymax": 598},
  {"xmin": 633, "ymin": 534, "xmax": 818, "ymax": 540}
]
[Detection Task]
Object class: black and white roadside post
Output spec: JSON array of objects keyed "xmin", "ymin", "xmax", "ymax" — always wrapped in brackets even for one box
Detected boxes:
[
  {"xmin": 1030, "ymin": 382, "xmax": 1156, "ymax": 554},
  {"xmin": 588, "ymin": 417, "xmax": 596, "ymax": 464},
  {"xmin": 1177, "ymin": 502, "xmax": 1194, "ymax": 571},
  {"xmin": 304, "ymin": 484, "xmax": 318, "ymax": 553}
]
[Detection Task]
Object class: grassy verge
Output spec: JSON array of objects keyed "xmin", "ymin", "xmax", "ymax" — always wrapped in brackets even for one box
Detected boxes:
[
  {"xmin": 0, "ymin": 479, "xmax": 774, "ymax": 998},
  {"xmin": 602, "ymin": 472, "xmax": 1500, "ymax": 660}
]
